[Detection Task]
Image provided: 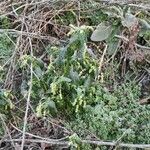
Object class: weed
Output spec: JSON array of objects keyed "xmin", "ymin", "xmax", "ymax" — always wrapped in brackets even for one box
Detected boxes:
[
  {"xmin": 0, "ymin": 17, "xmax": 11, "ymax": 29},
  {"xmin": 66, "ymin": 81, "xmax": 150, "ymax": 147},
  {"xmin": 0, "ymin": 89, "xmax": 14, "ymax": 115},
  {"xmin": 0, "ymin": 34, "xmax": 13, "ymax": 64}
]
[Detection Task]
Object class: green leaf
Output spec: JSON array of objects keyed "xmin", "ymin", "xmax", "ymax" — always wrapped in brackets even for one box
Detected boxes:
[
  {"xmin": 139, "ymin": 19, "xmax": 150, "ymax": 30},
  {"xmin": 57, "ymin": 76, "xmax": 72, "ymax": 83},
  {"xmin": 36, "ymin": 98, "xmax": 57, "ymax": 117},
  {"xmin": 121, "ymin": 13, "xmax": 137, "ymax": 28},
  {"xmin": 107, "ymin": 39, "xmax": 119, "ymax": 55},
  {"xmin": 45, "ymin": 99, "xmax": 57, "ymax": 112},
  {"xmin": 91, "ymin": 22, "xmax": 112, "ymax": 41},
  {"xmin": 77, "ymin": 42, "xmax": 87, "ymax": 59},
  {"xmin": 0, "ymin": 90, "xmax": 14, "ymax": 114},
  {"xmin": 55, "ymin": 47, "xmax": 66, "ymax": 65},
  {"xmin": 69, "ymin": 133, "xmax": 81, "ymax": 148},
  {"xmin": 70, "ymin": 67, "xmax": 79, "ymax": 82},
  {"xmin": 21, "ymin": 80, "xmax": 28, "ymax": 97},
  {"xmin": 34, "ymin": 67, "xmax": 43, "ymax": 78},
  {"xmin": 106, "ymin": 25, "xmax": 120, "ymax": 55},
  {"xmin": 84, "ymin": 76, "xmax": 91, "ymax": 89}
]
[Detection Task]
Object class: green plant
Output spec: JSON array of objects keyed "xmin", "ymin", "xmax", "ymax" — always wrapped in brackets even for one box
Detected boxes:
[
  {"xmin": 69, "ymin": 133, "xmax": 82, "ymax": 149},
  {"xmin": 0, "ymin": 17, "xmax": 11, "ymax": 29},
  {"xmin": 66, "ymin": 81, "xmax": 150, "ymax": 145},
  {"xmin": 0, "ymin": 1, "xmax": 150, "ymax": 149},
  {"xmin": 56, "ymin": 11, "xmax": 77, "ymax": 25},
  {"xmin": 91, "ymin": 6, "xmax": 150, "ymax": 55},
  {"xmin": 0, "ymin": 89, "xmax": 14, "ymax": 115},
  {"xmin": 19, "ymin": 25, "xmax": 100, "ymax": 116},
  {"xmin": 0, "ymin": 34, "xmax": 13, "ymax": 64}
]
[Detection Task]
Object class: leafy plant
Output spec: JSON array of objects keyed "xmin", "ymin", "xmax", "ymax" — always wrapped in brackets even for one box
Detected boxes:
[
  {"xmin": 0, "ymin": 89, "xmax": 14, "ymax": 115},
  {"xmin": 0, "ymin": 17, "xmax": 11, "ymax": 29},
  {"xmin": 0, "ymin": 1, "xmax": 150, "ymax": 149},
  {"xmin": 66, "ymin": 81, "xmax": 150, "ymax": 145},
  {"xmin": 69, "ymin": 133, "xmax": 82, "ymax": 149},
  {"xmin": 18, "ymin": 25, "xmax": 99, "ymax": 116},
  {"xmin": 0, "ymin": 34, "xmax": 13, "ymax": 64},
  {"xmin": 91, "ymin": 6, "xmax": 150, "ymax": 55}
]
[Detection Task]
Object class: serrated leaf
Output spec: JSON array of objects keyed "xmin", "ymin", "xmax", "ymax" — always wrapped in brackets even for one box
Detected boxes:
[{"xmin": 91, "ymin": 23, "xmax": 112, "ymax": 41}]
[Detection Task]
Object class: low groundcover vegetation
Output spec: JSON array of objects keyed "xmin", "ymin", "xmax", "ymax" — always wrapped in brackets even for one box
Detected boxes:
[{"xmin": 0, "ymin": 0, "xmax": 150, "ymax": 149}]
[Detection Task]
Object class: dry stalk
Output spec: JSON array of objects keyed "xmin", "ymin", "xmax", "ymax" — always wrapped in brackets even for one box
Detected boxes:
[
  {"xmin": 20, "ymin": 37, "xmax": 33, "ymax": 150},
  {"xmin": 97, "ymin": 44, "xmax": 107, "ymax": 80}
]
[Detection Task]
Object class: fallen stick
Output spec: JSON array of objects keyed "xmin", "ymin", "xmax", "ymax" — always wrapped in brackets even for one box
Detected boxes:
[{"xmin": 3, "ymin": 138, "xmax": 150, "ymax": 149}]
